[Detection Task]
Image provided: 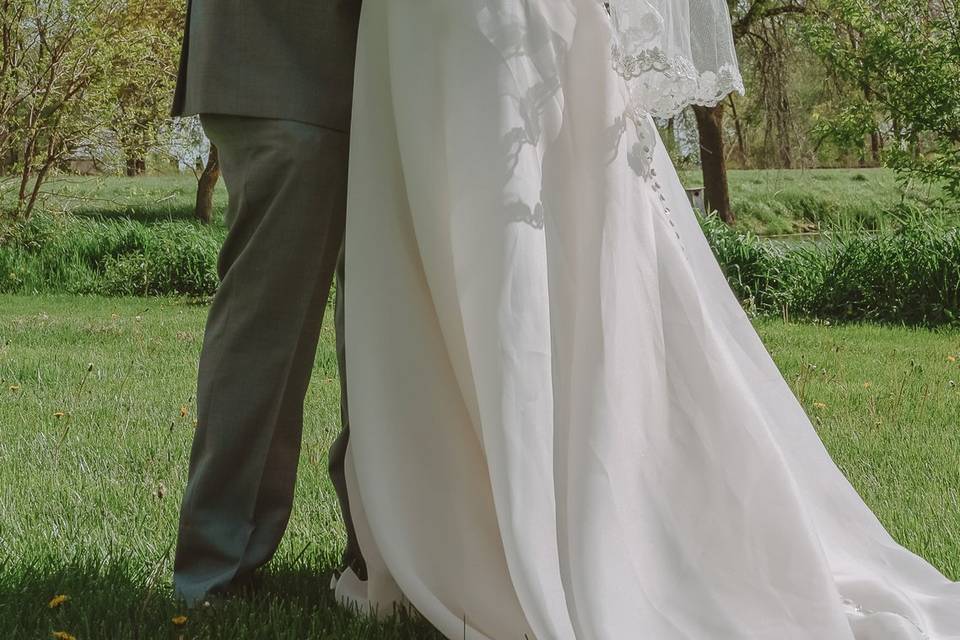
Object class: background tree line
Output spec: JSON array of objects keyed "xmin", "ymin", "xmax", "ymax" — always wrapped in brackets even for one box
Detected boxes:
[
  {"xmin": 1, "ymin": 0, "xmax": 957, "ymax": 225},
  {"xmin": 0, "ymin": 0, "xmax": 187, "ymax": 220},
  {"xmin": 681, "ymin": 0, "xmax": 958, "ymax": 223}
]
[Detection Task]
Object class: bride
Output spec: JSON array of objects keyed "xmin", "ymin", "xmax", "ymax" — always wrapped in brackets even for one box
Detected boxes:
[{"xmin": 332, "ymin": 0, "xmax": 960, "ymax": 638}]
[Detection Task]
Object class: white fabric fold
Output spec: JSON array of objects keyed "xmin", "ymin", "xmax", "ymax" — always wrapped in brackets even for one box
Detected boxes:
[{"xmin": 335, "ymin": 1, "xmax": 960, "ymax": 638}]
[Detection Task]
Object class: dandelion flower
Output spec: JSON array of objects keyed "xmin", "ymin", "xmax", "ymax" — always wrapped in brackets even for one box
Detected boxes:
[
  {"xmin": 48, "ymin": 595, "xmax": 69, "ymax": 608},
  {"xmin": 948, "ymin": 355, "xmax": 957, "ymax": 363},
  {"xmin": 53, "ymin": 412, "xmax": 65, "ymax": 418},
  {"xmin": 180, "ymin": 405, "xmax": 189, "ymax": 418},
  {"xmin": 813, "ymin": 402, "xmax": 827, "ymax": 410},
  {"xmin": 51, "ymin": 632, "xmax": 76, "ymax": 640},
  {"xmin": 172, "ymin": 615, "xmax": 188, "ymax": 626}
]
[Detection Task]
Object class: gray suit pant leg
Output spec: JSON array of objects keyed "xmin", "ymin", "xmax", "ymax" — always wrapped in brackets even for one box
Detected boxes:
[{"xmin": 173, "ymin": 113, "xmax": 357, "ymax": 603}]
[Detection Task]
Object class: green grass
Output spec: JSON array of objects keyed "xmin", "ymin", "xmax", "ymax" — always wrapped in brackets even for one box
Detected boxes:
[
  {"xmin": 1, "ymin": 294, "xmax": 960, "ymax": 637},
  {"xmin": 0, "ymin": 213, "xmax": 226, "ymax": 297},
  {"xmin": 0, "ymin": 294, "xmax": 441, "ymax": 639},
  {"xmin": 1, "ymin": 175, "xmax": 228, "ymax": 225},
  {"xmin": 678, "ymin": 167, "xmax": 951, "ymax": 235},
  {"xmin": 8, "ymin": 167, "xmax": 952, "ymax": 238},
  {"xmin": 699, "ymin": 214, "xmax": 960, "ymax": 326}
]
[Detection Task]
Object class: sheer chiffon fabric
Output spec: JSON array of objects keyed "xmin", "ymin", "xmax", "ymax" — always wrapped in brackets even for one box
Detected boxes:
[
  {"xmin": 335, "ymin": 1, "xmax": 960, "ymax": 637},
  {"xmin": 607, "ymin": 0, "xmax": 745, "ymax": 118}
]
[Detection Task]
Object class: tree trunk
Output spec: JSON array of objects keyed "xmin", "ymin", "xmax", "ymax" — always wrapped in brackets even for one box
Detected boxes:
[
  {"xmin": 194, "ymin": 144, "xmax": 220, "ymax": 224},
  {"xmin": 125, "ymin": 155, "xmax": 146, "ymax": 176},
  {"xmin": 693, "ymin": 103, "xmax": 735, "ymax": 225},
  {"xmin": 728, "ymin": 94, "xmax": 747, "ymax": 166},
  {"xmin": 666, "ymin": 117, "xmax": 677, "ymax": 151},
  {"xmin": 861, "ymin": 83, "xmax": 881, "ymax": 166},
  {"xmin": 777, "ymin": 91, "xmax": 793, "ymax": 169},
  {"xmin": 869, "ymin": 130, "xmax": 881, "ymax": 165}
]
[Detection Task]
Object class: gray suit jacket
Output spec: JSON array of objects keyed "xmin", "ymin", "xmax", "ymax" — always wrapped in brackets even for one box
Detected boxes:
[{"xmin": 171, "ymin": 0, "xmax": 362, "ymax": 132}]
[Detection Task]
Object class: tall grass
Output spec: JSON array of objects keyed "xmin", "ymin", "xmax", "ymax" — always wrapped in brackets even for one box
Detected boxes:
[
  {"xmin": 0, "ymin": 212, "xmax": 224, "ymax": 297},
  {"xmin": 679, "ymin": 168, "xmax": 952, "ymax": 235},
  {"xmin": 2, "ymin": 198, "xmax": 960, "ymax": 326},
  {"xmin": 701, "ymin": 214, "xmax": 960, "ymax": 325}
]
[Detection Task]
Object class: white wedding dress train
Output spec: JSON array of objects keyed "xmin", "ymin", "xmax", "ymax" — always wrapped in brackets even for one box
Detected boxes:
[{"xmin": 334, "ymin": 0, "xmax": 960, "ymax": 638}]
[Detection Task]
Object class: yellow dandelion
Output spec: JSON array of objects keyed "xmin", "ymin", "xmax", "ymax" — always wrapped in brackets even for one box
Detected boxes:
[
  {"xmin": 51, "ymin": 632, "xmax": 76, "ymax": 640},
  {"xmin": 948, "ymin": 355, "xmax": 957, "ymax": 363},
  {"xmin": 53, "ymin": 411, "xmax": 65, "ymax": 418},
  {"xmin": 172, "ymin": 615, "xmax": 188, "ymax": 626},
  {"xmin": 813, "ymin": 402, "xmax": 827, "ymax": 410},
  {"xmin": 47, "ymin": 594, "xmax": 69, "ymax": 608},
  {"xmin": 180, "ymin": 405, "xmax": 189, "ymax": 418}
]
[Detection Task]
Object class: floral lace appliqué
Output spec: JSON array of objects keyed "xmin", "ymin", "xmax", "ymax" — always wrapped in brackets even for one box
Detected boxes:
[{"xmin": 611, "ymin": 45, "xmax": 744, "ymax": 119}]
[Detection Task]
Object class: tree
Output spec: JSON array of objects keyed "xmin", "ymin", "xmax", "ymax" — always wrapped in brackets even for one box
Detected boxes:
[
  {"xmin": 804, "ymin": 0, "xmax": 960, "ymax": 197},
  {"xmin": 694, "ymin": 0, "xmax": 806, "ymax": 224},
  {"xmin": 194, "ymin": 144, "xmax": 219, "ymax": 224},
  {"xmin": 105, "ymin": 0, "xmax": 184, "ymax": 176},
  {"xmin": 692, "ymin": 103, "xmax": 734, "ymax": 222},
  {"xmin": 0, "ymin": 0, "xmax": 125, "ymax": 220}
]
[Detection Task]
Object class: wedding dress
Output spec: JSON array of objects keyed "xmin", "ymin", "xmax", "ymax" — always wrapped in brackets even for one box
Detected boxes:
[{"xmin": 333, "ymin": 0, "xmax": 960, "ymax": 637}]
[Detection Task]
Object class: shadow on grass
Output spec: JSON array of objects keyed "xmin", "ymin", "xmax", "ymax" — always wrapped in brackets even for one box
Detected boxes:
[
  {"xmin": 0, "ymin": 554, "xmax": 442, "ymax": 639},
  {"xmin": 72, "ymin": 205, "xmax": 226, "ymax": 226}
]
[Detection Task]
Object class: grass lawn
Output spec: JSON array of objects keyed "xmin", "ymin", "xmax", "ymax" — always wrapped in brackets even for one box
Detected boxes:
[
  {"xmin": 2, "ymin": 294, "xmax": 960, "ymax": 638},
  {"xmin": 677, "ymin": 167, "xmax": 950, "ymax": 235},
  {"xmin": 7, "ymin": 167, "xmax": 950, "ymax": 238},
  {"xmin": 3, "ymin": 175, "xmax": 229, "ymax": 225}
]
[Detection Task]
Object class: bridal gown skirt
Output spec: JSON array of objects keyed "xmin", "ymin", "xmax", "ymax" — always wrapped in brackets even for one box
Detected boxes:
[{"xmin": 334, "ymin": 0, "xmax": 960, "ymax": 637}]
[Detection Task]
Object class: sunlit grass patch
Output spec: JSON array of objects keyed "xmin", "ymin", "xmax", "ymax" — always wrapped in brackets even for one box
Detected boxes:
[{"xmin": 1, "ymin": 294, "xmax": 958, "ymax": 637}]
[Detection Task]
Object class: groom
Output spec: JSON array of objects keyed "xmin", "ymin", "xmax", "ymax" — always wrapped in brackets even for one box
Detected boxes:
[{"xmin": 170, "ymin": 0, "xmax": 365, "ymax": 604}]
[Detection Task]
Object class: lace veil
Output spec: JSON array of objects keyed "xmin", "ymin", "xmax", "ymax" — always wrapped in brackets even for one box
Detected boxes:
[{"xmin": 607, "ymin": 0, "xmax": 745, "ymax": 118}]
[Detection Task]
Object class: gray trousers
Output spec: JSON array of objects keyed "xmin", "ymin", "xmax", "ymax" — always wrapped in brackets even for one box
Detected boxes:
[{"xmin": 173, "ymin": 114, "xmax": 362, "ymax": 604}]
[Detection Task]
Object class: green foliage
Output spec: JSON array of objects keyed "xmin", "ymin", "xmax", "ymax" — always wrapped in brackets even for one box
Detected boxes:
[
  {"xmin": 0, "ymin": 0, "xmax": 127, "ymax": 218},
  {"xmin": 803, "ymin": 0, "xmax": 960, "ymax": 198},
  {"xmin": 105, "ymin": 0, "xmax": 186, "ymax": 174},
  {"xmin": 4, "ymin": 205, "xmax": 959, "ymax": 326},
  {"xmin": 810, "ymin": 102, "xmax": 878, "ymax": 156},
  {"xmin": 1, "ymin": 172, "xmax": 958, "ymax": 324},
  {"xmin": 0, "ymin": 212, "xmax": 224, "ymax": 297},
  {"xmin": 0, "ymin": 0, "xmax": 186, "ymax": 219},
  {"xmin": 701, "ymin": 214, "xmax": 960, "ymax": 325}
]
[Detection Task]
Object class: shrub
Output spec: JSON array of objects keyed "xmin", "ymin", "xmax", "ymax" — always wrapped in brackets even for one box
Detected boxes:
[
  {"xmin": 0, "ymin": 213, "xmax": 224, "ymax": 297},
  {"xmin": 2, "ymin": 210, "xmax": 959, "ymax": 327},
  {"xmin": 700, "ymin": 213, "xmax": 960, "ymax": 326}
]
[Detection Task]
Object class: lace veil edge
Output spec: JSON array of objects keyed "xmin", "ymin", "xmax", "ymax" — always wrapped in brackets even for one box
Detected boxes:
[{"xmin": 607, "ymin": 0, "xmax": 745, "ymax": 119}]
